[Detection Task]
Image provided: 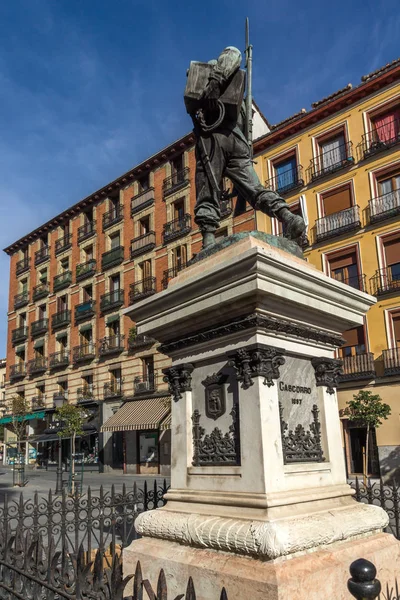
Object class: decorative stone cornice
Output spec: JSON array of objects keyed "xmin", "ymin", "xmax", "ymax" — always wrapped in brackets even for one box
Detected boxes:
[
  {"xmin": 162, "ymin": 363, "xmax": 194, "ymax": 402},
  {"xmin": 228, "ymin": 344, "xmax": 285, "ymax": 390},
  {"xmin": 311, "ymin": 357, "xmax": 343, "ymax": 394},
  {"xmin": 159, "ymin": 313, "xmax": 344, "ymax": 356}
]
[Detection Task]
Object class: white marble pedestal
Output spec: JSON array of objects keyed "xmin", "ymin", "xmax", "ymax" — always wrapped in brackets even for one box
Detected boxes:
[{"xmin": 123, "ymin": 233, "xmax": 397, "ymax": 599}]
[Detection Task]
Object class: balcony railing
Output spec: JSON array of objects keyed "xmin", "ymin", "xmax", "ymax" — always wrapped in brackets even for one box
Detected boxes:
[
  {"xmin": 51, "ymin": 309, "xmax": 71, "ymax": 330},
  {"xmin": 49, "ymin": 350, "xmax": 70, "ymax": 369},
  {"xmin": 163, "ymin": 214, "xmax": 191, "ymax": 243},
  {"xmin": 370, "ymin": 267, "xmax": 400, "ymax": 296},
  {"xmin": 75, "ymin": 300, "xmax": 96, "ymax": 322},
  {"xmin": 103, "ymin": 205, "xmax": 123, "ymax": 231},
  {"xmin": 130, "ymin": 231, "xmax": 156, "ymax": 259},
  {"xmin": 31, "ymin": 395, "xmax": 45, "ymax": 411},
  {"xmin": 12, "ymin": 326, "xmax": 28, "ymax": 345},
  {"xmin": 33, "ymin": 282, "xmax": 49, "ymax": 302},
  {"xmin": 315, "ymin": 205, "xmax": 361, "ymax": 243},
  {"xmin": 339, "ymin": 353, "xmax": 375, "ymax": 381},
  {"xmin": 265, "ymin": 165, "xmax": 304, "ymax": 195},
  {"xmin": 331, "ymin": 273, "xmax": 367, "ymax": 293},
  {"xmin": 10, "ymin": 363, "xmax": 26, "ymax": 380},
  {"xmin": 53, "ymin": 270, "xmax": 72, "ymax": 292},
  {"xmin": 78, "ymin": 220, "xmax": 96, "ymax": 242},
  {"xmin": 162, "ymin": 167, "xmax": 190, "ymax": 197},
  {"xmin": 73, "ymin": 342, "xmax": 96, "ymax": 363},
  {"xmin": 100, "ymin": 289, "xmax": 124, "ymax": 312},
  {"xmin": 309, "ymin": 141, "xmax": 354, "ymax": 182},
  {"xmin": 14, "ymin": 292, "xmax": 29, "ymax": 309},
  {"xmin": 129, "ymin": 277, "xmax": 156, "ymax": 303},
  {"xmin": 76, "ymin": 259, "xmax": 96, "ymax": 282},
  {"xmin": 28, "ymin": 356, "xmax": 47, "ymax": 375},
  {"xmin": 383, "ymin": 347, "xmax": 400, "ymax": 376},
  {"xmin": 77, "ymin": 386, "xmax": 96, "ymax": 403},
  {"xmin": 16, "ymin": 257, "xmax": 30, "ymax": 275},
  {"xmin": 368, "ymin": 189, "xmax": 400, "ymax": 224},
  {"xmin": 131, "ymin": 187, "xmax": 155, "ymax": 215},
  {"xmin": 35, "ymin": 246, "xmax": 50, "ymax": 266},
  {"xmin": 128, "ymin": 333, "xmax": 156, "ymax": 350},
  {"xmin": 55, "ymin": 233, "xmax": 72, "ymax": 255},
  {"xmin": 134, "ymin": 373, "xmax": 157, "ymax": 396},
  {"xmin": 361, "ymin": 119, "xmax": 400, "ymax": 159},
  {"xmin": 220, "ymin": 197, "xmax": 233, "ymax": 218},
  {"xmin": 31, "ymin": 318, "xmax": 48, "ymax": 337},
  {"xmin": 162, "ymin": 262, "xmax": 187, "ymax": 289},
  {"xmin": 104, "ymin": 381, "xmax": 123, "ymax": 399},
  {"xmin": 99, "ymin": 335, "xmax": 125, "ymax": 356},
  {"xmin": 102, "ymin": 246, "xmax": 124, "ymax": 270}
]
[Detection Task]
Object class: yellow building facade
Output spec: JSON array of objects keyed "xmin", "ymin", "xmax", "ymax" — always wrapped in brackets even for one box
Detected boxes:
[{"xmin": 254, "ymin": 59, "xmax": 400, "ymax": 481}]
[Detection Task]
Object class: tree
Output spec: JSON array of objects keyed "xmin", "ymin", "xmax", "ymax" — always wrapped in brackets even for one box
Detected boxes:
[
  {"xmin": 343, "ymin": 390, "xmax": 391, "ymax": 483},
  {"xmin": 55, "ymin": 404, "xmax": 86, "ymax": 495},
  {"xmin": 11, "ymin": 395, "xmax": 31, "ymax": 460}
]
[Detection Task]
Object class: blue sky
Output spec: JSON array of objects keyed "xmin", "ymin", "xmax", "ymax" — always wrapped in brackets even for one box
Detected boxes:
[{"xmin": 0, "ymin": 0, "xmax": 399, "ymax": 355}]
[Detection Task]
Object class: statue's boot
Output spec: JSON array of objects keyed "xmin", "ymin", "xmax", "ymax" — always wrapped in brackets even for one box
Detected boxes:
[
  {"xmin": 202, "ymin": 232, "xmax": 216, "ymax": 248},
  {"xmin": 278, "ymin": 209, "xmax": 307, "ymax": 241}
]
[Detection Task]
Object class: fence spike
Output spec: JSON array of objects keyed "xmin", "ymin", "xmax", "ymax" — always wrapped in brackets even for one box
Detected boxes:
[
  {"xmin": 348, "ymin": 558, "xmax": 381, "ymax": 600},
  {"xmin": 185, "ymin": 576, "xmax": 196, "ymax": 600},
  {"xmin": 133, "ymin": 560, "xmax": 143, "ymax": 600},
  {"xmin": 157, "ymin": 568, "xmax": 168, "ymax": 600},
  {"xmin": 220, "ymin": 587, "xmax": 228, "ymax": 600}
]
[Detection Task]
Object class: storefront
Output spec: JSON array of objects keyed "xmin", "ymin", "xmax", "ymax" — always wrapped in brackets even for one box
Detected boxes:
[{"xmin": 101, "ymin": 397, "xmax": 171, "ymax": 475}]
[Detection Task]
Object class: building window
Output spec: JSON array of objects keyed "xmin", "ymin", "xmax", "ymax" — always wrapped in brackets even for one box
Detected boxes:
[
  {"xmin": 139, "ymin": 259, "xmax": 152, "ymax": 280},
  {"xmin": 339, "ymin": 326, "xmax": 366, "ymax": 358},
  {"xmin": 138, "ymin": 174, "xmax": 149, "ymax": 192},
  {"xmin": 58, "ymin": 334, "xmax": 68, "ymax": 351},
  {"xmin": 108, "ymin": 318, "xmax": 120, "ymax": 337},
  {"xmin": 320, "ymin": 184, "xmax": 353, "ymax": 217},
  {"xmin": 271, "ymin": 153, "xmax": 301, "ymax": 194},
  {"xmin": 142, "ymin": 356, "xmax": 154, "ymax": 383},
  {"xmin": 39, "ymin": 269, "xmax": 47, "ymax": 283},
  {"xmin": 80, "ymin": 327, "xmax": 92, "ymax": 344},
  {"xmin": 139, "ymin": 215, "xmax": 150, "ymax": 235},
  {"xmin": 382, "ymin": 233, "xmax": 400, "ymax": 282},
  {"xmin": 172, "ymin": 245, "xmax": 187, "ymax": 270},
  {"xmin": 84, "ymin": 208, "xmax": 94, "ymax": 225},
  {"xmin": 327, "ymin": 247, "xmax": 361, "ymax": 290},
  {"xmin": 110, "ymin": 232, "xmax": 120, "ymax": 249},
  {"xmin": 21, "ymin": 278, "xmax": 28, "ymax": 294},
  {"xmin": 38, "ymin": 304, "xmax": 46, "ymax": 320},
  {"xmin": 84, "ymin": 245, "xmax": 93, "ymax": 261},
  {"xmin": 171, "ymin": 155, "xmax": 184, "ymax": 183},
  {"xmin": 57, "ymin": 295, "xmax": 68, "ymax": 312},
  {"xmin": 173, "ymin": 198, "xmax": 185, "ymax": 221},
  {"xmin": 83, "ymin": 285, "xmax": 93, "ymax": 301},
  {"xmin": 370, "ymin": 105, "xmax": 400, "ymax": 144}
]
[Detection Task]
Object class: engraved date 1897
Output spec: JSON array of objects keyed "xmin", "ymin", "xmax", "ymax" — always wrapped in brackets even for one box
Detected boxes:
[{"xmin": 291, "ymin": 398, "xmax": 302, "ymax": 405}]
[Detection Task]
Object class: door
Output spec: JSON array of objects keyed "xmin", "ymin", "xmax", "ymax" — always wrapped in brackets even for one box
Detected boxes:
[
  {"xmin": 112, "ymin": 432, "xmax": 124, "ymax": 469},
  {"xmin": 347, "ymin": 425, "xmax": 380, "ymax": 476},
  {"xmin": 138, "ymin": 431, "xmax": 159, "ymax": 475}
]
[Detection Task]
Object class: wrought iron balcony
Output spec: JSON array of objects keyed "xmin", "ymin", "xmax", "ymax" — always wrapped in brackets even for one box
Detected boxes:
[
  {"xmin": 33, "ymin": 282, "xmax": 49, "ymax": 302},
  {"xmin": 99, "ymin": 335, "xmax": 125, "ymax": 356},
  {"xmin": 131, "ymin": 187, "xmax": 155, "ymax": 215},
  {"xmin": 162, "ymin": 167, "xmax": 190, "ymax": 197},
  {"xmin": 77, "ymin": 385, "xmax": 96, "ymax": 403},
  {"xmin": 35, "ymin": 246, "xmax": 50, "ymax": 266},
  {"xmin": 31, "ymin": 395, "xmax": 45, "ymax": 411},
  {"xmin": 100, "ymin": 289, "xmax": 124, "ymax": 312},
  {"xmin": 9, "ymin": 363, "xmax": 26, "ymax": 380},
  {"xmin": 368, "ymin": 189, "xmax": 400, "ymax": 224},
  {"xmin": 103, "ymin": 205, "xmax": 123, "ymax": 231},
  {"xmin": 55, "ymin": 233, "xmax": 72, "ymax": 255},
  {"xmin": 14, "ymin": 292, "xmax": 29, "ymax": 309},
  {"xmin": 134, "ymin": 373, "xmax": 157, "ymax": 396},
  {"xmin": 315, "ymin": 205, "xmax": 361, "ymax": 243},
  {"xmin": 130, "ymin": 231, "xmax": 156, "ymax": 258},
  {"xmin": 53, "ymin": 392, "xmax": 68, "ymax": 406},
  {"xmin": 104, "ymin": 381, "xmax": 123, "ymax": 399},
  {"xmin": 339, "ymin": 353, "xmax": 375, "ymax": 381},
  {"xmin": 163, "ymin": 214, "xmax": 191, "ymax": 243},
  {"xmin": 28, "ymin": 356, "xmax": 47, "ymax": 375},
  {"xmin": 162, "ymin": 262, "xmax": 187, "ymax": 289},
  {"xmin": 101, "ymin": 246, "xmax": 124, "ymax": 270},
  {"xmin": 77, "ymin": 220, "xmax": 96, "ymax": 242},
  {"xmin": 53, "ymin": 271, "xmax": 72, "ymax": 292},
  {"xmin": 265, "ymin": 164, "xmax": 304, "ymax": 195},
  {"xmin": 76, "ymin": 259, "xmax": 96, "ymax": 282},
  {"xmin": 331, "ymin": 273, "xmax": 367, "ymax": 293},
  {"xmin": 309, "ymin": 142, "xmax": 354, "ymax": 182},
  {"xmin": 51, "ymin": 309, "xmax": 71, "ymax": 330},
  {"xmin": 128, "ymin": 333, "xmax": 156, "ymax": 351},
  {"xmin": 361, "ymin": 119, "xmax": 400, "ymax": 159},
  {"xmin": 31, "ymin": 318, "xmax": 48, "ymax": 337},
  {"xmin": 16, "ymin": 257, "xmax": 30, "ymax": 275},
  {"xmin": 49, "ymin": 350, "xmax": 70, "ymax": 369},
  {"xmin": 129, "ymin": 277, "xmax": 156, "ymax": 303},
  {"xmin": 74, "ymin": 300, "xmax": 96, "ymax": 322},
  {"xmin": 73, "ymin": 342, "xmax": 96, "ymax": 363},
  {"xmin": 383, "ymin": 347, "xmax": 400, "ymax": 376},
  {"xmin": 220, "ymin": 197, "xmax": 233, "ymax": 218},
  {"xmin": 12, "ymin": 326, "xmax": 28, "ymax": 345},
  {"xmin": 370, "ymin": 267, "xmax": 400, "ymax": 296}
]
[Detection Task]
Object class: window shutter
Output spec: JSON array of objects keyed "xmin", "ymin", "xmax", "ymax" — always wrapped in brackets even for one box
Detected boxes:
[
  {"xmin": 329, "ymin": 250, "xmax": 357, "ymax": 271},
  {"xmin": 322, "ymin": 186, "xmax": 352, "ymax": 216},
  {"xmin": 393, "ymin": 314, "xmax": 400, "ymax": 344},
  {"xmin": 384, "ymin": 238, "xmax": 400, "ymax": 266},
  {"xmin": 342, "ymin": 326, "xmax": 365, "ymax": 348}
]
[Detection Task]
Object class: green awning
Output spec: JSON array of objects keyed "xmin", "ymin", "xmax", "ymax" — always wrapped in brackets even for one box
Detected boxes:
[
  {"xmin": 34, "ymin": 339, "xmax": 44, "ymax": 349},
  {"xmin": 80, "ymin": 323, "xmax": 92, "ymax": 333},
  {"xmin": 15, "ymin": 346, "xmax": 25, "ymax": 353},
  {"xmin": 106, "ymin": 314, "xmax": 120, "ymax": 325},
  {"xmin": 56, "ymin": 332, "xmax": 68, "ymax": 340},
  {"xmin": 0, "ymin": 411, "xmax": 45, "ymax": 425}
]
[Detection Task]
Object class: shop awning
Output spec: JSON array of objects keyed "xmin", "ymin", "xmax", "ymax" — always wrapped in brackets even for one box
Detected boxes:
[
  {"xmin": 15, "ymin": 346, "xmax": 25, "ymax": 353},
  {"xmin": 80, "ymin": 323, "xmax": 92, "ymax": 333},
  {"xmin": 160, "ymin": 413, "xmax": 171, "ymax": 431},
  {"xmin": 34, "ymin": 338, "xmax": 44, "ymax": 349},
  {"xmin": 0, "ymin": 411, "xmax": 45, "ymax": 425},
  {"xmin": 106, "ymin": 314, "xmax": 119, "ymax": 325},
  {"xmin": 32, "ymin": 433, "xmax": 60, "ymax": 443},
  {"xmin": 101, "ymin": 398, "xmax": 170, "ymax": 432}
]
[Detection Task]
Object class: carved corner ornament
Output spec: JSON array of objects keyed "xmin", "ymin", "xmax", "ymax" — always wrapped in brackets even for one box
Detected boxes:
[
  {"xmin": 311, "ymin": 357, "xmax": 343, "ymax": 394},
  {"xmin": 163, "ymin": 363, "xmax": 194, "ymax": 402},
  {"xmin": 228, "ymin": 344, "xmax": 285, "ymax": 389}
]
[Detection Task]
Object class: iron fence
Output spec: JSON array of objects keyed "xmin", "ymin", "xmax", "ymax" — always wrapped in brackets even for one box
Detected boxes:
[{"xmin": 351, "ymin": 477, "xmax": 400, "ymax": 539}]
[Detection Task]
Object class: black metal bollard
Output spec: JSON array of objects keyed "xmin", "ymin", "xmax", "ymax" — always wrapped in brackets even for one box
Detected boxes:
[{"xmin": 348, "ymin": 558, "xmax": 381, "ymax": 600}]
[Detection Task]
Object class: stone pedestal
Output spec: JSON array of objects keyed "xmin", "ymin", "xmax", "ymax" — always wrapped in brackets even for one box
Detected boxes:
[{"xmin": 123, "ymin": 233, "xmax": 397, "ymax": 599}]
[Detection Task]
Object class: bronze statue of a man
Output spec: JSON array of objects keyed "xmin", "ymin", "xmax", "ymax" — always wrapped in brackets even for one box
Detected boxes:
[{"xmin": 185, "ymin": 46, "xmax": 306, "ymax": 248}]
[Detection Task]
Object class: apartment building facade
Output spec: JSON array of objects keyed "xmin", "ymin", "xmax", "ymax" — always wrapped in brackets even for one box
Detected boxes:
[
  {"xmin": 252, "ymin": 58, "xmax": 400, "ymax": 481},
  {"xmin": 3, "ymin": 109, "xmax": 268, "ymax": 473}
]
